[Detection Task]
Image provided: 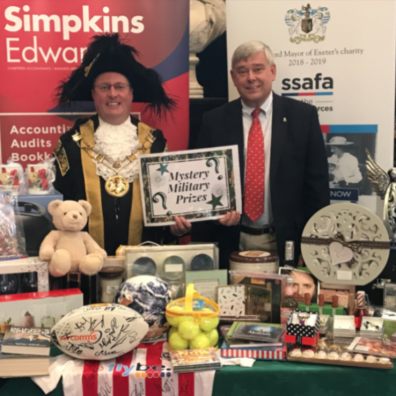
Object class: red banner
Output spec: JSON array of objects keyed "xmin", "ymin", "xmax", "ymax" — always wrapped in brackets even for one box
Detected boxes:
[{"xmin": 0, "ymin": 0, "xmax": 189, "ymax": 166}]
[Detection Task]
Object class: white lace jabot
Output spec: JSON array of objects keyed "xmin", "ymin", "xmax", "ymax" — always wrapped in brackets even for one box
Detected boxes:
[{"xmin": 94, "ymin": 117, "xmax": 141, "ymax": 183}]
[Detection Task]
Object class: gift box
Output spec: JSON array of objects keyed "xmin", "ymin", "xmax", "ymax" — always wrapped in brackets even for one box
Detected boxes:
[
  {"xmin": 0, "ymin": 256, "xmax": 49, "ymax": 294},
  {"xmin": 285, "ymin": 311, "xmax": 320, "ymax": 347},
  {"xmin": 0, "ymin": 288, "xmax": 83, "ymax": 331}
]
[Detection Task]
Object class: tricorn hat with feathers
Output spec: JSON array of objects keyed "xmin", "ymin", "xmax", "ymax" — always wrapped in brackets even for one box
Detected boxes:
[{"xmin": 57, "ymin": 34, "xmax": 174, "ymax": 114}]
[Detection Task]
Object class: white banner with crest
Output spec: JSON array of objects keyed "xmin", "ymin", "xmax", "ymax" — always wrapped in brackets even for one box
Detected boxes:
[{"xmin": 226, "ymin": 0, "xmax": 396, "ymax": 215}]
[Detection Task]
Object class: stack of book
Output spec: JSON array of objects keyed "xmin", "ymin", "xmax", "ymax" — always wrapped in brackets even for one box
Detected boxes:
[
  {"xmin": 0, "ymin": 326, "xmax": 51, "ymax": 377},
  {"xmin": 220, "ymin": 321, "xmax": 286, "ymax": 360},
  {"xmin": 169, "ymin": 347, "xmax": 221, "ymax": 373}
]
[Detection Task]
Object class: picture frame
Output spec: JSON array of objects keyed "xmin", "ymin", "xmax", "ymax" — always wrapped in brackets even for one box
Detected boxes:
[
  {"xmin": 185, "ymin": 269, "xmax": 228, "ymax": 301},
  {"xmin": 139, "ymin": 145, "xmax": 242, "ymax": 226}
]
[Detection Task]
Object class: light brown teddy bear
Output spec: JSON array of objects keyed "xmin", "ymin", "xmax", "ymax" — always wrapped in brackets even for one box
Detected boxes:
[{"xmin": 39, "ymin": 199, "xmax": 106, "ymax": 277}]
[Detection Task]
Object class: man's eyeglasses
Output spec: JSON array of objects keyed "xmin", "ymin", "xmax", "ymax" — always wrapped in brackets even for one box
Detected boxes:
[{"xmin": 94, "ymin": 83, "xmax": 130, "ymax": 93}]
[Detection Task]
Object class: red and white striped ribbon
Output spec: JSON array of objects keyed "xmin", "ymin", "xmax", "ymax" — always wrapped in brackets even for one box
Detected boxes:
[{"xmin": 61, "ymin": 342, "xmax": 215, "ymax": 396}]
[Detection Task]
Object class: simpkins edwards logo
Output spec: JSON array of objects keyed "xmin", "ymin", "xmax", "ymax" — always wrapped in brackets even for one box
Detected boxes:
[{"xmin": 285, "ymin": 3, "xmax": 330, "ymax": 44}]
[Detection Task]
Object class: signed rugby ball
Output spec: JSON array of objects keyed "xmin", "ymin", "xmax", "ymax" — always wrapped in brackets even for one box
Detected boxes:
[{"xmin": 51, "ymin": 303, "xmax": 148, "ymax": 360}]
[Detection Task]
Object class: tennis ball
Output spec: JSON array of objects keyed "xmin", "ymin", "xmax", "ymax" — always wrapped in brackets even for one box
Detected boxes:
[
  {"xmin": 177, "ymin": 315, "xmax": 195, "ymax": 327},
  {"xmin": 168, "ymin": 326, "xmax": 177, "ymax": 337},
  {"xmin": 199, "ymin": 316, "xmax": 219, "ymax": 332},
  {"xmin": 166, "ymin": 306, "xmax": 185, "ymax": 327},
  {"xmin": 166, "ymin": 315, "xmax": 179, "ymax": 327},
  {"xmin": 190, "ymin": 333, "xmax": 211, "ymax": 349},
  {"xmin": 178, "ymin": 320, "xmax": 200, "ymax": 340},
  {"xmin": 205, "ymin": 329, "xmax": 219, "ymax": 347},
  {"xmin": 169, "ymin": 331, "xmax": 188, "ymax": 351}
]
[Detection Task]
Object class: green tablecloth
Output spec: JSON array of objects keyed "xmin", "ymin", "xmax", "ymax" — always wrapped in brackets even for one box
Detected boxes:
[
  {"xmin": 1, "ymin": 360, "xmax": 395, "ymax": 396},
  {"xmin": 213, "ymin": 360, "xmax": 395, "ymax": 396}
]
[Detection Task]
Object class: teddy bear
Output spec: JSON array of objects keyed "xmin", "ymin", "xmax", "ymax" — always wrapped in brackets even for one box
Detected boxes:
[{"xmin": 39, "ymin": 199, "xmax": 106, "ymax": 277}]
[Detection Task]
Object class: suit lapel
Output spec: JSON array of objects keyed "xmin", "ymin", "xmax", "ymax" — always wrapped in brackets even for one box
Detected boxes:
[
  {"xmin": 270, "ymin": 94, "xmax": 288, "ymax": 184},
  {"xmin": 225, "ymin": 100, "xmax": 245, "ymax": 185}
]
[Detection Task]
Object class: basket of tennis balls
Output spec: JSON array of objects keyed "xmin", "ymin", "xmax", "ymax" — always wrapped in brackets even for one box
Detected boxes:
[{"xmin": 166, "ymin": 283, "xmax": 219, "ymax": 350}]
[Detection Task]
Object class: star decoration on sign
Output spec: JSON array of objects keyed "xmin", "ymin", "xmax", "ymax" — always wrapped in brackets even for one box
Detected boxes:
[
  {"xmin": 207, "ymin": 193, "xmax": 223, "ymax": 210},
  {"xmin": 157, "ymin": 162, "xmax": 169, "ymax": 175}
]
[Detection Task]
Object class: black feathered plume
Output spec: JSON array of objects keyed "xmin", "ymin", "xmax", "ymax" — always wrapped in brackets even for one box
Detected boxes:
[{"xmin": 57, "ymin": 34, "xmax": 175, "ymax": 115}]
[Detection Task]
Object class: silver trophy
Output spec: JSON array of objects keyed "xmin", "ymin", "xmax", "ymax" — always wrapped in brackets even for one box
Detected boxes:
[{"xmin": 366, "ymin": 150, "xmax": 396, "ymax": 244}]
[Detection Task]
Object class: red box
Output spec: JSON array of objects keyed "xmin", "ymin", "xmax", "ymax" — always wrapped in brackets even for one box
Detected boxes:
[
  {"xmin": 284, "ymin": 333, "xmax": 319, "ymax": 347},
  {"xmin": 0, "ymin": 288, "xmax": 83, "ymax": 331}
]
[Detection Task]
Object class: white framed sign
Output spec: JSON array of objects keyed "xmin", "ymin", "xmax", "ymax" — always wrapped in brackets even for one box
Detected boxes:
[{"xmin": 139, "ymin": 145, "xmax": 242, "ymax": 226}]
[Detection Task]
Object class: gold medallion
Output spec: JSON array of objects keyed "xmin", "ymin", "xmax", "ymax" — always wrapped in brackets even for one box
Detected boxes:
[{"xmin": 105, "ymin": 175, "xmax": 129, "ymax": 197}]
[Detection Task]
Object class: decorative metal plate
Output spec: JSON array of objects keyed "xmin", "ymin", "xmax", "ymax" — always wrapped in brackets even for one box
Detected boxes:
[{"xmin": 301, "ymin": 203, "xmax": 390, "ymax": 285}]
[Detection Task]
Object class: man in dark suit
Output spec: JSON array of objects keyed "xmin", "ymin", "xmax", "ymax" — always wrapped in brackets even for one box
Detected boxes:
[{"xmin": 178, "ymin": 40, "xmax": 329, "ymax": 268}]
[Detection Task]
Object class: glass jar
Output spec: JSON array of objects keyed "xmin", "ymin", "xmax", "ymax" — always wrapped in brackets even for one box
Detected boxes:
[{"xmin": 99, "ymin": 267, "xmax": 124, "ymax": 303}]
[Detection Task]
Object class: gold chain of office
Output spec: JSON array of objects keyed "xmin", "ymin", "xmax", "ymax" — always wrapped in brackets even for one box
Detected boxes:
[{"xmin": 73, "ymin": 132, "xmax": 153, "ymax": 197}]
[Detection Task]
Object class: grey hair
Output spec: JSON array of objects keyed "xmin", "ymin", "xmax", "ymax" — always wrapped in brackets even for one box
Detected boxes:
[{"xmin": 231, "ymin": 40, "xmax": 275, "ymax": 68}]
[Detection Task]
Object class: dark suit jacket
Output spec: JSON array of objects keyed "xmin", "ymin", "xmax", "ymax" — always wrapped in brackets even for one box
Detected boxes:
[{"xmin": 192, "ymin": 93, "xmax": 330, "ymax": 268}]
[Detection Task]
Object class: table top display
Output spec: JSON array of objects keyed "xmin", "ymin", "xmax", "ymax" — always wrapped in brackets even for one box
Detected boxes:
[
  {"xmin": 1, "ymin": 351, "xmax": 396, "ymax": 396},
  {"xmin": 2, "ymin": 190, "xmax": 396, "ymax": 396}
]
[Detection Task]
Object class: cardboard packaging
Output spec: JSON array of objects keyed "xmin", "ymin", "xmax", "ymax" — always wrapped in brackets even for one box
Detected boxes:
[
  {"xmin": 0, "ymin": 288, "xmax": 83, "ymax": 331},
  {"xmin": 0, "ymin": 256, "xmax": 49, "ymax": 293}
]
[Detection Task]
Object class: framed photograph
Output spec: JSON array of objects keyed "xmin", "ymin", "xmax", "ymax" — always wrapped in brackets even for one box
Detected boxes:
[
  {"xmin": 139, "ymin": 145, "xmax": 242, "ymax": 226},
  {"xmin": 278, "ymin": 267, "xmax": 320, "ymax": 304},
  {"xmin": 185, "ymin": 269, "xmax": 228, "ymax": 302},
  {"xmin": 229, "ymin": 271, "xmax": 284, "ymax": 323}
]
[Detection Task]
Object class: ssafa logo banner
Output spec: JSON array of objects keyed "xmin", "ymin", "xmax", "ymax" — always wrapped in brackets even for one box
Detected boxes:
[
  {"xmin": 60, "ymin": 342, "xmax": 216, "ymax": 396},
  {"xmin": 0, "ymin": 0, "xmax": 189, "ymax": 166}
]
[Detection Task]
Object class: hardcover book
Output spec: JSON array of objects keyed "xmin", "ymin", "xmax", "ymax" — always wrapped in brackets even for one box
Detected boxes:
[
  {"xmin": 0, "ymin": 351, "xmax": 50, "ymax": 377},
  {"xmin": 220, "ymin": 341, "xmax": 286, "ymax": 360},
  {"xmin": 169, "ymin": 347, "xmax": 221, "ymax": 373},
  {"xmin": 1, "ymin": 326, "xmax": 51, "ymax": 356},
  {"xmin": 225, "ymin": 337, "xmax": 283, "ymax": 348},
  {"xmin": 0, "ymin": 334, "xmax": 50, "ymax": 377},
  {"xmin": 228, "ymin": 321, "xmax": 283, "ymax": 344}
]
